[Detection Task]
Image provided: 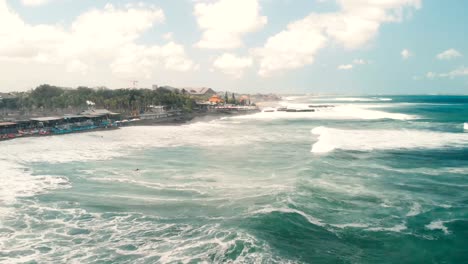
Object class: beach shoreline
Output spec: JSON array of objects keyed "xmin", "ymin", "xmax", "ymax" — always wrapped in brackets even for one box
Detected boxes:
[{"xmin": 0, "ymin": 109, "xmax": 260, "ymax": 142}]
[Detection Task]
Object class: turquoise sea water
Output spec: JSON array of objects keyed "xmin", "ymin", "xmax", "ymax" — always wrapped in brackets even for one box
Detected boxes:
[{"xmin": 1, "ymin": 95, "xmax": 467, "ymax": 263}]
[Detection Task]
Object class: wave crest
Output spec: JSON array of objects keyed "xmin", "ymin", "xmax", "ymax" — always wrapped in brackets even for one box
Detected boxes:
[{"xmin": 311, "ymin": 126, "xmax": 468, "ymax": 153}]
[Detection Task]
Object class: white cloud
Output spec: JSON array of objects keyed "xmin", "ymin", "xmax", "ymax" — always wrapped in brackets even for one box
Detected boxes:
[
  {"xmin": 338, "ymin": 64, "xmax": 353, "ymax": 70},
  {"xmin": 256, "ymin": 0, "xmax": 421, "ymax": 76},
  {"xmin": 0, "ymin": 1, "xmax": 196, "ymax": 82},
  {"xmin": 213, "ymin": 53, "xmax": 253, "ymax": 78},
  {"xmin": 426, "ymin": 67, "xmax": 468, "ymax": 79},
  {"xmin": 163, "ymin": 32, "xmax": 174, "ymax": 41},
  {"xmin": 66, "ymin": 59, "xmax": 89, "ymax": 74},
  {"xmin": 401, "ymin": 49, "xmax": 412, "ymax": 59},
  {"xmin": 337, "ymin": 58, "xmax": 370, "ymax": 70},
  {"xmin": 194, "ymin": 0, "xmax": 267, "ymax": 49},
  {"xmin": 111, "ymin": 42, "xmax": 196, "ymax": 79},
  {"xmin": 353, "ymin": 59, "xmax": 369, "ymax": 65},
  {"xmin": 436, "ymin": 49, "xmax": 462, "ymax": 60},
  {"xmin": 21, "ymin": 0, "xmax": 53, "ymax": 6},
  {"xmin": 426, "ymin": 71, "xmax": 436, "ymax": 79},
  {"xmin": 439, "ymin": 67, "xmax": 468, "ymax": 78},
  {"xmin": 337, "ymin": 58, "xmax": 370, "ymax": 71}
]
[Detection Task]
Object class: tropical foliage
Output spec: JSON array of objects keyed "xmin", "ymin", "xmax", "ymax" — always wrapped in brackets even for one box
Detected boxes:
[{"xmin": 0, "ymin": 85, "xmax": 196, "ymax": 114}]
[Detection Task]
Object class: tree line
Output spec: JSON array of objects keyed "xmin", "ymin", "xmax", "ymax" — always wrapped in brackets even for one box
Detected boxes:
[{"xmin": 0, "ymin": 85, "xmax": 197, "ymax": 115}]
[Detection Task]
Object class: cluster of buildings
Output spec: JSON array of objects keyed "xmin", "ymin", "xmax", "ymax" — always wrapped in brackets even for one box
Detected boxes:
[
  {"xmin": 0, "ymin": 86, "xmax": 265, "ymax": 141},
  {"xmin": 152, "ymin": 85, "xmax": 217, "ymax": 97},
  {"xmin": 152, "ymin": 85, "xmax": 255, "ymax": 105},
  {"xmin": 0, "ymin": 109, "xmax": 120, "ymax": 140}
]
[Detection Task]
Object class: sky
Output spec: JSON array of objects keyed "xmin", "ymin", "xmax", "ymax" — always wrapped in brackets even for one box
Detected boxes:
[{"xmin": 0, "ymin": 0, "xmax": 467, "ymax": 94}]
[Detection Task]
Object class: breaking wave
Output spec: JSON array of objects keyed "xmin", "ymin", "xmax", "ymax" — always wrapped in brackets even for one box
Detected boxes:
[
  {"xmin": 235, "ymin": 104, "xmax": 415, "ymax": 121},
  {"xmin": 0, "ymin": 160, "xmax": 70, "ymax": 207},
  {"xmin": 333, "ymin": 97, "xmax": 392, "ymax": 102},
  {"xmin": 311, "ymin": 126, "xmax": 468, "ymax": 153},
  {"xmin": 425, "ymin": 220, "xmax": 450, "ymax": 235}
]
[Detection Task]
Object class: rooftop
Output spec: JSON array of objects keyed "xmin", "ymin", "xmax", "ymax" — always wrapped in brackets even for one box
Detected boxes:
[
  {"xmin": 184, "ymin": 87, "xmax": 215, "ymax": 95},
  {"xmin": 0, "ymin": 122, "xmax": 17, "ymax": 127},
  {"xmin": 30, "ymin": 117, "xmax": 63, "ymax": 122},
  {"xmin": 80, "ymin": 109, "xmax": 119, "ymax": 116}
]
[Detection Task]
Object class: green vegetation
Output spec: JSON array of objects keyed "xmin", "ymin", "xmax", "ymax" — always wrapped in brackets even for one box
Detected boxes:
[{"xmin": 0, "ymin": 84, "xmax": 197, "ymax": 114}]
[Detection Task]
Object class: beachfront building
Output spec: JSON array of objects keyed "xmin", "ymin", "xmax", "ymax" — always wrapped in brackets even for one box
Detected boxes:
[
  {"xmin": 80, "ymin": 109, "xmax": 119, "ymax": 117},
  {"xmin": 0, "ymin": 108, "xmax": 121, "ymax": 141},
  {"xmin": 238, "ymin": 95, "xmax": 251, "ymax": 105},
  {"xmin": 139, "ymin": 106, "xmax": 170, "ymax": 121},
  {"xmin": 0, "ymin": 92, "xmax": 17, "ymax": 100},
  {"xmin": 208, "ymin": 95, "xmax": 224, "ymax": 104},
  {"xmin": 184, "ymin": 87, "xmax": 216, "ymax": 97},
  {"xmin": 0, "ymin": 122, "xmax": 17, "ymax": 139}
]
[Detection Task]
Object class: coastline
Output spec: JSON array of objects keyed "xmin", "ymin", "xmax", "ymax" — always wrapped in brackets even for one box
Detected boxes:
[{"xmin": 0, "ymin": 109, "xmax": 260, "ymax": 142}]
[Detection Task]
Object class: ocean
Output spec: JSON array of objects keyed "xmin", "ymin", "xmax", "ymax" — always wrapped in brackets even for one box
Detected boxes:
[{"xmin": 1, "ymin": 95, "xmax": 467, "ymax": 263}]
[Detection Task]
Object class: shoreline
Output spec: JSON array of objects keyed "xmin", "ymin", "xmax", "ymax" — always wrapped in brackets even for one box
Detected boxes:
[{"xmin": 0, "ymin": 110, "xmax": 260, "ymax": 142}]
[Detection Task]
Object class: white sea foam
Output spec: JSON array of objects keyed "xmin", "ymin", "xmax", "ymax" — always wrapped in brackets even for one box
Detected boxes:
[
  {"xmin": 464, "ymin": 122, "xmax": 468, "ymax": 131},
  {"xmin": 332, "ymin": 223, "xmax": 370, "ymax": 229},
  {"xmin": 0, "ymin": 120, "xmax": 299, "ymax": 207},
  {"xmin": 0, "ymin": 122, "xmax": 228, "ymax": 205},
  {"xmin": 377, "ymin": 98, "xmax": 393, "ymax": 101},
  {"xmin": 300, "ymin": 97, "xmax": 392, "ymax": 102},
  {"xmin": 0, "ymin": 121, "xmax": 246, "ymax": 164},
  {"xmin": 311, "ymin": 126, "xmax": 468, "ymax": 153},
  {"xmin": 235, "ymin": 104, "xmax": 415, "ymax": 121},
  {"xmin": 333, "ymin": 97, "xmax": 392, "ymax": 102},
  {"xmin": 367, "ymin": 223, "xmax": 407, "ymax": 232},
  {"xmin": 250, "ymin": 207, "xmax": 325, "ymax": 227},
  {"xmin": 0, "ymin": 160, "xmax": 70, "ymax": 205},
  {"xmin": 0, "ymin": 202, "xmax": 282, "ymax": 264},
  {"xmin": 425, "ymin": 220, "xmax": 450, "ymax": 235},
  {"xmin": 406, "ymin": 203, "xmax": 422, "ymax": 217}
]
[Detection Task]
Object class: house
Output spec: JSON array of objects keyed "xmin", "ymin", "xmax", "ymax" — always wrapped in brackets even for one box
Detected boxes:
[
  {"xmin": 239, "ymin": 95, "xmax": 250, "ymax": 104},
  {"xmin": 208, "ymin": 95, "xmax": 224, "ymax": 104},
  {"xmin": 80, "ymin": 109, "xmax": 119, "ymax": 117},
  {"xmin": 0, "ymin": 92, "xmax": 17, "ymax": 100},
  {"xmin": 184, "ymin": 87, "xmax": 216, "ymax": 97}
]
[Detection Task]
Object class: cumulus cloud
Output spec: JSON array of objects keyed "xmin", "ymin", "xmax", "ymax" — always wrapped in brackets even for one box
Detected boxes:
[
  {"xmin": 401, "ymin": 49, "xmax": 412, "ymax": 59},
  {"xmin": 256, "ymin": 0, "xmax": 421, "ymax": 76},
  {"xmin": 426, "ymin": 71, "xmax": 436, "ymax": 79},
  {"xmin": 21, "ymin": 0, "xmax": 53, "ymax": 6},
  {"xmin": 213, "ymin": 53, "xmax": 253, "ymax": 78},
  {"xmin": 163, "ymin": 32, "xmax": 174, "ymax": 41},
  {"xmin": 111, "ymin": 42, "xmax": 196, "ymax": 79},
  {"xmin": 0, "ymin": 1, "xmax": 196, "ymax": 81},
  {"xmin": 338, "ymin": 64, "xmax": 353, "ymax": 70},
  {"xmin": 353, "ymin": 59, "xmax": 369, "ymax": 65},
  {"xmin": 193, "ymin": 0, "xmax": 267, "ymax": 49},
  {"xmin": 426, "ymin": 67, "xmax": 468, "ymax": 79},
  {"xmin": 436, "ymin": 49, "xmax": 462, "ymax": 60},
  {"xmin": 337, "ymin": 58, "xmax": 370, "ymax": 70}
]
